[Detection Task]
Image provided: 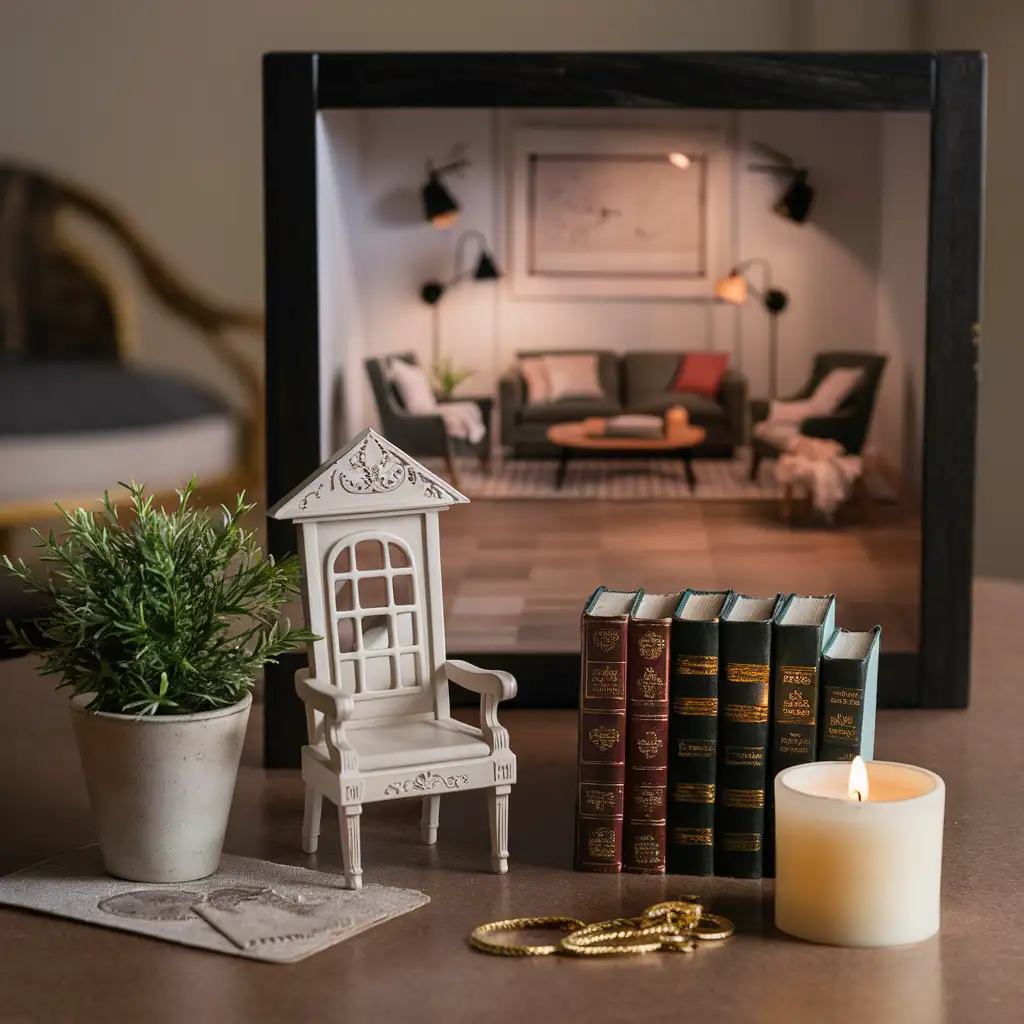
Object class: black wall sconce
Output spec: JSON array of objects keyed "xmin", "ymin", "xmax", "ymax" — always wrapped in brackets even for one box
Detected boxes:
[
  {"xmin": 421, "ymin": 152, "xmax": 470, "ymax": 228},
  {"xmin": 749, "ymin": 143, "xmax": 815, "ymax": 224},
  {"xmin": 420, "ymin": 229, "xmax": 502, "ymax": 372}
]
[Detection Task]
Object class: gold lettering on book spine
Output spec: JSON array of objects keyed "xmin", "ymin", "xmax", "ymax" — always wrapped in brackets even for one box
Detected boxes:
[
  {"xmin": 637, "ymin": 631, "xmax": 666, "ymax": 660},
  {"xmin": 588, "ymin": 827, "xmax": 617, "ymax": 860},
  {"xmin": 591, "ymin": 628, "xmax": 620, "ymax": 654},
  {"xmin": 586, "ymin": 664, "xmax": 624, "ymax": 700},
  {"xmin": 633, "ymin": 787, "xmax": 664, "ymax": 815},
  {"xmin": 672, "ymin": 782, "xmax": 715, "ymax": 803},
  {"xmin": 588, "ymin": 726, "xmax": 619, "ymax": 752},
  {"xmin": 678, "ymin": 738, "xmax": 715, "ymax": 758},
  {"xmin": 584, "ymin": 789, "xmax": 617, "ymax": 814},
  {"xmin": 636, "ymin": 665, "xmax": 664, "ymax": 699},
  {"xmin": 632, "ymin": 834, "xmax": 661, "ymax": 865},
  {"xmin": 636, "ymin": 731, "xmax": 664, "ymax": 760},
  {"xmin": 781, "ymin": 665, "xmax": 816, "ymax": 687},
  {"xmin": 726, "ymin": 663, "xmax": 770, "ymax": 684},
  {"xmin": 720, "ymin": 833, "xmax": 762, "ymax": 853},
  {"xmin": 673, "ymin": 827, "xmax": 713, "ymax": 846},
  {"xmin": 721, "ymin": 788, "xmax": 765, "ymax": 809},
  {"xmin": 725, "ymin": 704, "xmax": 768, "ymax": 723},
  {"xmin": 724, "ymin": 745, "xmax": 765, "ymax": 767},
  {"xmin": 676, "ymin": 655, "xmax": 717, "ymax": 675},
  {"xmin": 674, "ymin": 697, "xmax": 717, "ymax": 716}
]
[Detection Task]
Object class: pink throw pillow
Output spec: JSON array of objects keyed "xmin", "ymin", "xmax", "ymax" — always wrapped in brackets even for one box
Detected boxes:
[
  {"xmin": 670, "ymin": 352, "xmax": 730, "ymax": 396},
  {"xmin": 519, "ymin": 357, "xmax": 551, "ymax": 404}
]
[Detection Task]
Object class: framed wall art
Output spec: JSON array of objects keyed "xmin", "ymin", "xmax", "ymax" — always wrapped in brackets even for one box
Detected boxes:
[{"xmin": 507, "ymin": 126, "xmax": 729, "ymax": 298}]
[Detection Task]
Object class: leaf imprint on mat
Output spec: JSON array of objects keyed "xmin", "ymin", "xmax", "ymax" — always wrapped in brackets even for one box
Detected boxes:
[
  {"xmin": 204, "ymin": 886, "xmax": 325, "ymax": 916},
  {"xmin": 98, "ymin": 890, "xmax": 204, "ymax": 921}
]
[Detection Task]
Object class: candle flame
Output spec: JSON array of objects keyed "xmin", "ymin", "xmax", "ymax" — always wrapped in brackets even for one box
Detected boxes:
[{"xmin": 848, "ymin": 756, "xmax": 869, "ymax": 802}]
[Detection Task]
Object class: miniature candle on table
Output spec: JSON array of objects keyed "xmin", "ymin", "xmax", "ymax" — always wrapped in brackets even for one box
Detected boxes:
[{"xmin": 774, "ymin": 757, "xmax": 945, "ymax": 947}]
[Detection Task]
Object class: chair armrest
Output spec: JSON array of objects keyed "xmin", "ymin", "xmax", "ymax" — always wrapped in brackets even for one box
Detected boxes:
[
  {"xmin": 498, "ymin": 371, "xmax": 526, "ymax": 446},
  {"xmin": 445, "ymin": 659, "xmax": 517, "ymax": 701},
  {"xmin": 716, "ymin": 369, "xmax": 748, "ymax": 445},
  {"xmin": 445, "ymin": 659, "xmax": 516, "ymax": 754},
  {"xmin": 750, "ymin": 398, "xmax": 770, "ymax": 425},
  {"xmin": 295, "ymin": 671, "xmax": 355, "ymax": 722},
  {"xmin": 294, "ymin": 670, "xmax": 358, "ymax": 772}
]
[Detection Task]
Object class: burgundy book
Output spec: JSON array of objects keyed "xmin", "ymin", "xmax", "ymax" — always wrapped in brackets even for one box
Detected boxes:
[
  {"xmin": 622, "ymin": 591, "xmax": 680, "ymax": 874},
  {"xmin": 574, "ymin": 586, "xmax": 640, "ymax": 872}
]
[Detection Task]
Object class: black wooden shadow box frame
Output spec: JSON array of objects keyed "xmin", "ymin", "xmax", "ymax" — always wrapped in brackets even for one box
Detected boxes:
[{"xmin": 262, "ymin": 51, "xmax": 984, "ymax": 768}]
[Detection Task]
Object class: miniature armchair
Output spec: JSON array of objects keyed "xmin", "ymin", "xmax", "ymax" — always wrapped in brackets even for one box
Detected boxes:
[{"xmin": 269, "ymin": 428, "xmax": 517, "ymax": 890}]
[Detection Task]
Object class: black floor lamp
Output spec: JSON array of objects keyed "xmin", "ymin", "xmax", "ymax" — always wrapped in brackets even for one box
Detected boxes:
[
  {"xmin": 714, "ymin": 258, "xmax": 789, "ymax": 401},
  {"xmin": 420, "ymin": 229, "xmax": 501, "ymax": 391}
]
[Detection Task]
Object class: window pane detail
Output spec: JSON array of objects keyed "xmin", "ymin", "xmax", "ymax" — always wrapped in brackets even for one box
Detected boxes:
[
  {"xmin": 355, "ymin": 539, "xmax": 385, "ymax": 571},
  {"xmin": 325, "ymin": 531, "xmax": 426, "ymax": 694}
]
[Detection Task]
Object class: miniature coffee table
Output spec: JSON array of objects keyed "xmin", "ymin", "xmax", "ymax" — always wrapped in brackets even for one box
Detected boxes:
[{"xmin": 545, "ymin": 408, "xmax": 706, "ymax": 491}]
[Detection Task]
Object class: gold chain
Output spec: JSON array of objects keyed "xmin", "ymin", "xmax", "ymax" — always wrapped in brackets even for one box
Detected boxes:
[
  {"xmin": 468, "ymin": 916, "xmax": 587, "ymax": 956},
  {"xmin": 468, "ymin": 901, "xmax": 734, "ymax": 958}
]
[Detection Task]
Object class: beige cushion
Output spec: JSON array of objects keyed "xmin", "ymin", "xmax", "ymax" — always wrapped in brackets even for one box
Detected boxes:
[
  {"xmin": 388, "ymin": 359, "xmax": 437, "ymax": 413},
  {"xmin": 806, "ymin": 367, "xmax": 864, "ymax": 415},
  {"xmin": 542, "ymin": 354, "xmax": 604, "ymax": 401},
  {"xmin": 519, "ymin": 356, "xmax": 551, "ymax": 404}
]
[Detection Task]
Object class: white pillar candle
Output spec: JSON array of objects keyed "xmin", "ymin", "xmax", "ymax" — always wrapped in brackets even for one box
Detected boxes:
[{"xmin": 774, "ymin": 758, "xmax": 945, "ymax": 947}]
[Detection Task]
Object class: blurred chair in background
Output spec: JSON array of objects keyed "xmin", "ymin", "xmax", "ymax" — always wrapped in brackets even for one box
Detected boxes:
[{"xmin": 0, "ymin": 163, "xmax": 264, "ymax": 559}]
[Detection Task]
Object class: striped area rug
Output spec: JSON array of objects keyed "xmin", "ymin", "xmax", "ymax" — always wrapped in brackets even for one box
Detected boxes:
[{"xmin": 441, "ymin": 451, "xmax": 782, "ymax": 501}]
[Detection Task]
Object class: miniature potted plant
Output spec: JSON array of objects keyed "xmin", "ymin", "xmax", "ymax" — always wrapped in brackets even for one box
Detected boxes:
[
  {"xmin": 432, "ymin": 357, "xmax": 474, "ymax": 400},
  {"xmin": 2, "ymin": 479, "xmax": 315, "ymax": 883}
]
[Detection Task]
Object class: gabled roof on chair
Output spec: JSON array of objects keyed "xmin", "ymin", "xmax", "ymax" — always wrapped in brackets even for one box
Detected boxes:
[{"xmin": 268, "ymin": 428, "xmax": 470, "ymax": 521}]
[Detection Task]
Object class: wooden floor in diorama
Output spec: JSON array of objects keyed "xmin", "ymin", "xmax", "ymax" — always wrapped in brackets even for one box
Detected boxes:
[{"xmin": 439, "ymin": 498, "xmax": 921, "ymax": 654}]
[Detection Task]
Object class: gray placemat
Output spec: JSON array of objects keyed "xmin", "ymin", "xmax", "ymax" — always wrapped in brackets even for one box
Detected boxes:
[{"xmin": 0, "ymin": 846, "xmax": 429, "ymax": 963}]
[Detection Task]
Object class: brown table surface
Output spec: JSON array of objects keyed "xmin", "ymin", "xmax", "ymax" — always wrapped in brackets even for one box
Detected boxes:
[{"xmin": 2, "ymin": 579, "xmax": 1023, "ymax": 1023}]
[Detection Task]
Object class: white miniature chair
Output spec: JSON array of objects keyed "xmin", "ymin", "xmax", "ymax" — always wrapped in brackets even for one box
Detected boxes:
[{"xmin": 269, "ymin": 428, "xmax": 517, "ymax": 890}]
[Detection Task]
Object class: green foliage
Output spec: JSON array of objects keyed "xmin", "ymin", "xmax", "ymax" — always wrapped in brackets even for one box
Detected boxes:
[
  {"xmin": 432, "ymin": 357, "xmax": 474, "ymax": 399},
  {"xmin": 2, "ymin": 479, "xmax": 317, "ymax": 716}
]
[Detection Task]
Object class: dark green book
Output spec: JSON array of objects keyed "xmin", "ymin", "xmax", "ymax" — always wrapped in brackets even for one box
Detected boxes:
[
  {"xmin": 713, "ymin": 592, "xmax": 785, "ymax": 880},
  {"xmin": 666, "ymin": 589, "xmax": 732, "ymax": 876},
  {"xmin": 764, "ymin": 594, "xmax": 836, "ymax": 876},
  {"xmin": 818, "ymin": 626, "xmax": 881, "ymax": 761}
]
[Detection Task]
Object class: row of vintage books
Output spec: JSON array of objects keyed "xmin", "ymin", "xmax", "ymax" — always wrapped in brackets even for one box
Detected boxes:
[{"xmin": 574, "ymin": 587, "xmax": 880, "ymax": 878}]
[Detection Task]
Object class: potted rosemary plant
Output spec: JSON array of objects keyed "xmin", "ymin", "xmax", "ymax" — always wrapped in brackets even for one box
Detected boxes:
[{"xmin": 3, "ymin": 480, "xmax": 315, "ymax": 883}]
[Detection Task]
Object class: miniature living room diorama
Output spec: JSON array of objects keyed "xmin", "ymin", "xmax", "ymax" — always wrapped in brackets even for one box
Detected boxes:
[{"xmin": 317, "ymin": 106, "xmax": 928, "ymax": 660}]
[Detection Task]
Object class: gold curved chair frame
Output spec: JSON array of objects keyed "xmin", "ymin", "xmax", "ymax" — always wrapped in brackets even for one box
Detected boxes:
[{"xmin": 0, "ymin": 167, "xmax": 264, "ymax": 548}]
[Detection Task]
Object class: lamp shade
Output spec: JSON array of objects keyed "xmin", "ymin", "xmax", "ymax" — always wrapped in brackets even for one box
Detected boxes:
[
  {"xmin": 714, "ymin": 272, "xmax": 748, "ymax": 305},
  {"xmin": 422, "ymin": 171, "xmax": 459, "ymax": 228},
  {"xmin": 473, "ymin": 249, "xmax": 501, "ymax": 281}
]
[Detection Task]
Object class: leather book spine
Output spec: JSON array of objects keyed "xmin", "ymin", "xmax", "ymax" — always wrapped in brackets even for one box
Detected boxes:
[
  {"xmin": 818, "ymin": 629, "xmax": 880, "ymax": 762},
  {"xmin": 765, "ymin": 618, "xmax": 824, "ymax": 877},
  {"xmin": 574, "ymin": 610, "xmax": 629, "ymax": 872},
  {"xmin": 666, "ymin": 617, "xmax": 719, "ymax": 876},
  {"xmin": 623, "ymin": 615, "xmax": 671, "ymax": 873},
  {"xmin": 714, "ymin": 614, "xmax": 775, "ymax": 879}
]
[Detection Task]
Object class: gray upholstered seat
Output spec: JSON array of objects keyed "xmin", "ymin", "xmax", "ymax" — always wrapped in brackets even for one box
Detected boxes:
[{"xmin": 0, "ymin": 362, "xmax": 239, "ymax": 503}]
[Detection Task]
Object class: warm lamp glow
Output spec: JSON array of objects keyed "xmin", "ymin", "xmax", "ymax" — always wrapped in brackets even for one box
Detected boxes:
[
  {"xmin": 430, "ymin": 210, "xmax": 459, "ymax": 229},
  {"xmin": 714, "ymin": 272, "xmax": 748, "ymax": 305},
  {"xmin": 668, "ymin": 151, "xmax": 691, "ymax": 169},
  {"xmin": 848, "ymin": 756, "xmax": 869, "ymax": 802}
]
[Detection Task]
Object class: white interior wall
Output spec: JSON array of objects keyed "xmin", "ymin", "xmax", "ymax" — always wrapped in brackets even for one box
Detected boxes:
[
  {"xmin": 324, "ymin": 107, "xmax": 926, "ymax": 477},
  {"xmin": 873, "ymin": 113, "xmax": 931, "ymax": 490}
]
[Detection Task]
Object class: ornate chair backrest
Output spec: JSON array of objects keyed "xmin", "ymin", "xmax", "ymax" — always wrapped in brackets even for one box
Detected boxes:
[{"xmin": 311, "ymin": 512, "xmax": 446, "ymax": 724}]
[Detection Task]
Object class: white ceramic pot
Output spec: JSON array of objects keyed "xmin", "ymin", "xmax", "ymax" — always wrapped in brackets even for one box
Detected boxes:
[{"xmin": 69, "ymin": 692, "xmax": 252, "ymax": 883}]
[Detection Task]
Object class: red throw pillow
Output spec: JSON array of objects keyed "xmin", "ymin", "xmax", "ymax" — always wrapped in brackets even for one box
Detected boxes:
[{"xmin": 670, "ymin": 352, "xmax": 730, "ymax": 396}]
